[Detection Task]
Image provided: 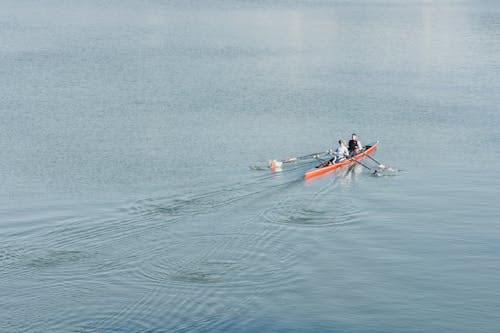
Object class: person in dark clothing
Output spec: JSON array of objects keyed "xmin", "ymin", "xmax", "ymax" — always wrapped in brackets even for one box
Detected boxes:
[{"xmin": 348, "ymin": 133, "xmax": 363, "ymax": 155}]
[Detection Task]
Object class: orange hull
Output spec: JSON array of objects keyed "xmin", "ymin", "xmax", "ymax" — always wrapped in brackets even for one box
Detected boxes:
[{"xmin": 304, "ymin": 142, "xmax": 379, "ymax": 180}]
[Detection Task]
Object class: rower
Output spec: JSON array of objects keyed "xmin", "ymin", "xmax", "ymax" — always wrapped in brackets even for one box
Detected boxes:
[
  {"xmin": 348, "ymin": 133, "xmax": 363, "ymax": 155},
  {"xmin": 324, "ymin": 139, "xmax": 349, "ymax": 166},
  {"xmin": 335, "ymin": 139, "xmax": 349, "ymax": 161}
]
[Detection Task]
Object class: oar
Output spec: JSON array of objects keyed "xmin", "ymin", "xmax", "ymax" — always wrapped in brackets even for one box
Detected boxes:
[
  {"xmin": 362, "ymin": 153, "xmax": 388, "ymax": 169},
  {"xmin": 315, "ymin": 155, "xmax": 337, "ymax": 168},
  {"xmin": 281, "ymin": 149, "xmax": 332, "ymax": 163},
  {"xmin": 362, "ymin": 153, "xmax": 400, "ymax": 172},
  {"xmin": 350, "ymin": 158, "xmax": 378, "ymax": 175},
  {"xmin": 270, "ymin": 149, "xmax": 333, "ymax": 168}
]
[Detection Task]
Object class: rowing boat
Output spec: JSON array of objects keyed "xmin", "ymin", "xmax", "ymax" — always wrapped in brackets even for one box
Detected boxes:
[
  {"xmin": 305, "ymin": 142, "xmax": 379, "ymax": 180},
  {"xmin": 304, "ymin": 142, "xmax": 379, "ymax": 180}
]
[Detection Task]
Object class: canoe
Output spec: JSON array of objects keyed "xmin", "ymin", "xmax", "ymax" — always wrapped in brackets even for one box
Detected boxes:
[{"xmin": 304, "ymin": 142, "xmax": 379, "ymax": 180}]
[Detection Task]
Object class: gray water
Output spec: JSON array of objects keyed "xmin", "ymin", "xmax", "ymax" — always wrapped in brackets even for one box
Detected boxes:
[{"xmin": 1, "ymin": 1, "xmax": 500, "ymax": 332}]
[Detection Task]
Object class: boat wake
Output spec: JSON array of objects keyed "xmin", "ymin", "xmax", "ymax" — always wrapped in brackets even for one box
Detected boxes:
[
  {"xmin": 0, "ymin": 154, "xmax": 400, "ymax": 333},
  {"xmin": 371, "ymin": 167, "xmax": 404, "ymax": 177},
  {"xmin": 259, "ymin": 180, "xmax": 366, "ymax": 229}
]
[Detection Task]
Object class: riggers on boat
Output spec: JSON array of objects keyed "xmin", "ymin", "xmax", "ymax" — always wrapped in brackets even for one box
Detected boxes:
[{"xmin": 304, "ymin": 142, "xmax": 379, "ymax": 180}]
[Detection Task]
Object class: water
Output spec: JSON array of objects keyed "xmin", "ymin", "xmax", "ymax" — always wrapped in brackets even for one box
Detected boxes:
[{"xmin": 1, "ymin": 1, "xmax": 500, "ymax": 332}]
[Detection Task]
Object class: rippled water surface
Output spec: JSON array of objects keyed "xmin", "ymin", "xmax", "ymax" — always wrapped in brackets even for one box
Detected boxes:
[{"xmin": 1, "ymin": 1, "xmax": 500, "ymax": 332}]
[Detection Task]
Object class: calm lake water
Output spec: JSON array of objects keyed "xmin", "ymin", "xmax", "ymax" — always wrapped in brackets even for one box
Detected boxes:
[{"xmin": 1, "ymin": 1, "xmax": 500, "ymax": 332}]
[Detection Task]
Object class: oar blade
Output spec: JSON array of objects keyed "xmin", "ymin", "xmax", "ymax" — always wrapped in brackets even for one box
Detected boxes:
[{"xmin": 270, "ymin": 160, "xmax": 283, "ymax": 172}]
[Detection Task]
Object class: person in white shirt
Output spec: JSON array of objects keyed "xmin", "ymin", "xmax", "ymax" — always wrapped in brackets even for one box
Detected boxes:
[
  {"xmin": 335, "ymin": 139, "xmax": 349, "ymax": 161},
  {"xmin": 326, "ymin": 139, "xmax": 349, "ymax": 166}
]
